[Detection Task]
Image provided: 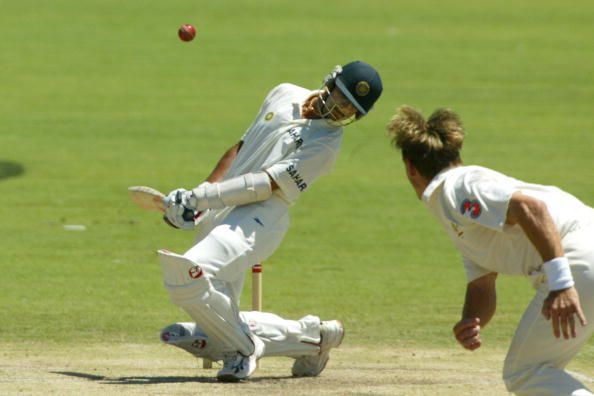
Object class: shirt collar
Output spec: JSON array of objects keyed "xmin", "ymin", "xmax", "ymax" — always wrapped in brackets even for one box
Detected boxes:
[{"xmin": 421, "ymin": 166, "xmax": 459, "ymax": 203}]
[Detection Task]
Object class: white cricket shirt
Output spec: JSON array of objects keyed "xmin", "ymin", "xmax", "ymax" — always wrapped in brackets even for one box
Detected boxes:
[
  {"xmin": 422, "ymin": 165, "xmax": 594, "ymax": 284},
  {"xmin": 224, "ymin": 83, "xmax": 343, "ymax": 205}
]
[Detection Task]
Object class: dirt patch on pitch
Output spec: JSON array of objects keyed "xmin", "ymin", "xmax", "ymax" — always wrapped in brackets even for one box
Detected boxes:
[{"xmin": 1, "ymin": 342, "xmax": 590, "ymax": 395}]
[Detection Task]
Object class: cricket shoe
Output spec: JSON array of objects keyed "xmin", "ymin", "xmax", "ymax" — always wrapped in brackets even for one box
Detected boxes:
[
  {"xmin": 292, "ymin": 320, "xmax": 344, "ymax": 377},
  {"xmin": 216, "ymin": 335, "xmax": 264, "ymax": 382}
]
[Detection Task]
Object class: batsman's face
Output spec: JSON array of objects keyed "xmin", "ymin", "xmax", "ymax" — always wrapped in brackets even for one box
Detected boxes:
[{"xmin": 319, "ymin": 87, "xmax": 358, "ymax": 125}]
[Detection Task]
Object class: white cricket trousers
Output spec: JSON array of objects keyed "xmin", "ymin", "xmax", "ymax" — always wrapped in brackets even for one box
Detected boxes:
[
  {"xmin": 170, "ymin": 194, "xmax": 321, "ymax": 357},
  {"xmin": 503, "ymin": 225, "xmax": 594, "ymax": 396}
]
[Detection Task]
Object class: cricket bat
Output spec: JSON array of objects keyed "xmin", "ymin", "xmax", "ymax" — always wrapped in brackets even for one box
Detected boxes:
[
  {"xmin": 128, "ymin": 186, "xmax": 167, "ymax": 212},
  {"xmin": 128, "ymin": 186, "xmax": 203, "ymax": 223}
]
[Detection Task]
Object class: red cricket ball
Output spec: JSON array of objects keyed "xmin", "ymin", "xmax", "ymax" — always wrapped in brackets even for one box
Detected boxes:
[{"xmin": 178, "ymin": 24, "xmax": 196, "ymax": 42}]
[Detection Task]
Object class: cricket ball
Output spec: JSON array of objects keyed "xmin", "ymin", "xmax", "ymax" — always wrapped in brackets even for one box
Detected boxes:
[{"xmin": 178, "ymin": 24, "xmax": 196, "ymax": 42}]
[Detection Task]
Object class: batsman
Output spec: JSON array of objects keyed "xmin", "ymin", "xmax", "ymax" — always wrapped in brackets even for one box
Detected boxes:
[{"xmin": 157, "ymin": 61, "xmax": 382, "ymax": 382}]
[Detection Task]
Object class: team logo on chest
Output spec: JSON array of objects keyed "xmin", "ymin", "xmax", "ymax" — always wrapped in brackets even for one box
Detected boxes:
[
  {"xmin": 460, "ymin": 199, "xmax": 481, "ymax": 219},
  {"xmin": 265, "ymin": 112, "xmax": 274, "ymax": 121}
]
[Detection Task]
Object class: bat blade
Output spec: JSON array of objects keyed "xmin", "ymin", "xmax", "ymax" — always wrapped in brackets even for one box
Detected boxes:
[{"xmin": 128, "ymin": 186, "xmax": 166, "ymax": 212}]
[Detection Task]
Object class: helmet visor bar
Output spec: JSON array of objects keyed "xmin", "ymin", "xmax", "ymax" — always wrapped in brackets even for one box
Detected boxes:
[
  {"xmin": 335, "ymin": 78, "xmax": 367, "ymax": 115},
  {"xmin": 317, "ymin": 87, "xmax": 358, "ymax": 126}
]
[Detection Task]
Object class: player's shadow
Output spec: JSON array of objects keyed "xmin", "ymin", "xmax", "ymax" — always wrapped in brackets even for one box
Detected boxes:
[
  {"xmin": 52, "ymin": 371, "xmax": 216, "ymax": 384},
  {"xmin": 52, "ymin": 371, "xmax": 292, "ymax": 385},
  {"xmin": 0, "ymin": 161, "xmax": 25, "ymax": 180}
]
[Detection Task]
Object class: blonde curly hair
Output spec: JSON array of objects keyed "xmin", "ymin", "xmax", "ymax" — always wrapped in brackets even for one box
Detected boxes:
[{"xmin": 387, "ymin": 105, "xmax": 465, "ymax": 179}]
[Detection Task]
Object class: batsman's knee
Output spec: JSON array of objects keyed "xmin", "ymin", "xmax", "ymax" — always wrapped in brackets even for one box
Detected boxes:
[{"xmin": 158, "ymin": 249, "xmax": 213, "ymax": 306}]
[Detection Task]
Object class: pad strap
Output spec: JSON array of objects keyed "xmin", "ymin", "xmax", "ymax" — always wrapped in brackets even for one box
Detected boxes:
[
  {"xmin": 543, "ymin": 257, "xmax": 575, "ymax": 291},
  {"xmin": 189, "ymin": 172, "xmax": 272, "ymax": 211}
]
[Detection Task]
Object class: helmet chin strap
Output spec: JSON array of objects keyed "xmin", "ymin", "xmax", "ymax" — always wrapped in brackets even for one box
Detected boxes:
[{"xmin": 317, "ymin": 87, "xmax": 358, "ymax": 127}]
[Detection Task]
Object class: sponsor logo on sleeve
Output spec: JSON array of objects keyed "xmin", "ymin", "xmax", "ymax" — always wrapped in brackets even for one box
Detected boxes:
[
  {"xmin": 286, "ymin": 164, "xmax": 307, "ymax": 191},
  {"xmin": 460, "ymin": 199, "xmax": 481, "ymax": 219}
]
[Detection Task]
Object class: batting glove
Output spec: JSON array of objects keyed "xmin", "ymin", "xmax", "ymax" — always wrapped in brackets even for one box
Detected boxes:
[{"xmin": 163, "ymin": 189, "xmax": 197, "ymax": 230}]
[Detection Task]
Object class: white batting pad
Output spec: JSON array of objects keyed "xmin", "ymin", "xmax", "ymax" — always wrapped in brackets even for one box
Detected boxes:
[
  {"xmin": 160, "ymin": 322, "xmax": 221, "ymax": 360},
  {"xmin": 158, "ymin": 249, "xmax": 258, "ymax": 356},
  {"xmin": 161, "ymin": 313, "xmax": 322, "ymax": 361}
]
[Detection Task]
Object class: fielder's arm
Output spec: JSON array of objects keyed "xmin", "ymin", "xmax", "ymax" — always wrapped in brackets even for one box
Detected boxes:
[
  {"xmin": 506, "ymin": 191, "xmax": 587, "ymax": 338},
  {"xmin": 505, "ymin": 191, "xmax": 563, "ymax": 261},
  {"xmin": 462, "ymin": 272, "xmax": 498, "ymax": 327},
  {"xmin": 453, "ymin": 272, "xmax": 497, "ymax": 351}
]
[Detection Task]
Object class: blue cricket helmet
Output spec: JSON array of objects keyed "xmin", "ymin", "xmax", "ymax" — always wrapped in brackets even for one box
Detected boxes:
[{"xmin": 333, "ymin": 61, "xmax": 383, "ymax": 116}]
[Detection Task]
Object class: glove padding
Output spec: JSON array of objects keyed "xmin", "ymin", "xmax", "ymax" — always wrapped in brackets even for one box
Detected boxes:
[{"xmin": 163, "ymin": 189, "xmax": 197, "ymax": 230}]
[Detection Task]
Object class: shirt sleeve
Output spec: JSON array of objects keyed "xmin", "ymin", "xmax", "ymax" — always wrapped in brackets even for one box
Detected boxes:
[
  {"xmin": 265, "ymin": 141, "xmax": 338, "ymax": 203},
  {"xmin": 463, "ymin": 256, "xmax": 492, "ymax": 283},
  {"xmin": 450, "ymin": 169, "xmax": 516, "ymax": 231}
]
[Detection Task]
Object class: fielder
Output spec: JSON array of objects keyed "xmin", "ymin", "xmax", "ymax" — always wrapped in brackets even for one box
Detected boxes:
[
  {"xmin": 388, "ymin": 106, "xmax": 594, "ymax": 396},
  {"xmin": 158, "ymin": 61, "xmax": 383, "ymax": 382}
]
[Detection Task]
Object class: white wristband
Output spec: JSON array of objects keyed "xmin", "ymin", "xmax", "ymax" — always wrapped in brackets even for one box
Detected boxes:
[{"xmin": 543, "ymin": 257, "xmax": 574, "ymax": 291}]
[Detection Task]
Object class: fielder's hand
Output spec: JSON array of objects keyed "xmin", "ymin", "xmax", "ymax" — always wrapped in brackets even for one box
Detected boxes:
[
  {"xmin": 163, "ymin": 189, "xmax": 196, "ymax": 230},
  {"xmin": 453, "ymin": 318, "xmax": 482, "ymax": 351},
  {"xmin": 541, "ymin": 286, "xmax": 587, "ymax": 339}
]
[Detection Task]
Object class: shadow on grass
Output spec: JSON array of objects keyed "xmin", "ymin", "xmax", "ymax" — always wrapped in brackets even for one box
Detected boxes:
[
  {"xmin": 0, "ymin": 161, "xmax": 24, "ymax": 180},
  {"xmin": 52, "ymin": 371, "xmax": 293, "ymax": 385}
]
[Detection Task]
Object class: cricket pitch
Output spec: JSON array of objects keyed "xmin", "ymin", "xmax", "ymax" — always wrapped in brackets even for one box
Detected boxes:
[
  {"xmin": 0, "ymin": 342, "xmax": 517, "ymax": 395},
  {"xmin": 2, "ymin": 342, "xmax": 593, "ymax": 395}
]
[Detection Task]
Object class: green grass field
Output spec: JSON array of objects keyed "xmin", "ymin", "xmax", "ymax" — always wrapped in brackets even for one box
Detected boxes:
[{"xmin": 1, "ymin": 0, "xmax": 593, "ymax": 389}]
